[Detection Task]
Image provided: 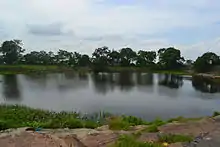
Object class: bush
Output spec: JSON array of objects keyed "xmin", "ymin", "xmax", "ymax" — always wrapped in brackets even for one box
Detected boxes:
[
  {"xmin": 63, "ymin": 118, "xmax": 84, "ymax": 129},
  {"xmin": 122, "ymin": 116, "xmax": 148, "ymax": 126},
  {"xmin": 84, "ymin": 121, "xmax": 98, "ymax": 129},
  {"xmin": 109, "ymin": 118, "xmax": 130, "ymax": 130},
  {"xmin": 0, "ymin": 120, "xmax": 10, "ymax": 130},
  {"xmin": 146, "ymin": 125, "xmax": 159, "ymax": 133},
  {"xmin": 42, "ymin": 119, "xmax": 64, "ymax": 129},
  {"xmin": 148, "ymin": 118, "xmax": 166, "ymax": 126}
]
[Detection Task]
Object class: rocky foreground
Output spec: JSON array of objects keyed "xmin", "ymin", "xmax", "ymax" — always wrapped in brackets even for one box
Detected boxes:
[{"xmin": 0, "ymin": 116, "xmax": 220, "ymax": 147}]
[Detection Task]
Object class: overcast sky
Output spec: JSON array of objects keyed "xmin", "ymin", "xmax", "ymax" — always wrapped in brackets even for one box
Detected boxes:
[{"xmin": 0, "ymin": 0, "xmax": 220, "ymax": 59}]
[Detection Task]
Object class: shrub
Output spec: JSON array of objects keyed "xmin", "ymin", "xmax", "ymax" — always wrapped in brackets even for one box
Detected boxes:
[
  {"xmin": 148, "ymin": 118, "xmax": 166, "ymax": 126},
  {"xmin": 146, "ymin": 125, "xmax": 159, "ymax": 133},
  {"xmin": 122, "ymin": 116, "xmax": 148, "ymax": 126},
  {"xmin": 84, "ymin": 121, "xmax": 98, "ymax": 129},
  {"xmin": 42, "ymin": 119, "xmax": 64, "ymax": 129},
  {"xmin": 63, "ymin": 118, "xmax": 83, "ymax": 129},
  {"xmin": 0, "ymin": 120, "xmax": 10, "ymax": 130},
  {"xmin": 109, "ymin": 118, "xmax": 130, "ymax": 130}
]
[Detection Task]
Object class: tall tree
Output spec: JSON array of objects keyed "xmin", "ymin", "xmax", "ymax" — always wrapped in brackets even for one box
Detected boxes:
[
  {"xmin": 157, "ymin": 47, "xmax": 184, "ymax": 70},
  {"xmin": 136, "ymin": 50, "xmax": 156, "ymax": 66},
  {"xmin": 0, "ymin": 40, "xmax": 25, "ymax": 64},
  {"xmin": 194, "ymin": 52, "xmax": 219, "ymax": 72},
  {"xmin": 108, "ymin": 50, "xmax": 120, "ymax": 66},
  {"xmin": 57, "ymin": 49, "xmax": 73, "ymax": 65},
  {"xmin": 78, "ymin": 54, "xmax": 91, "ymax": 67},
  {"xmin": 92, "ymin": 46, "xmax": 110, "ymax": 66},
  {"xmin": 119, "ymin": 48, "xmax": 136, "ymax": 66}
]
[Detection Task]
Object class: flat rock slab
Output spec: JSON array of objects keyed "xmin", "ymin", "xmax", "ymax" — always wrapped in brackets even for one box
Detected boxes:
[
  {"xmin": 0, "ymin": 131, "xmax": 66, "ymax": 147},
  {"xmin": 159, "ymin": 118, "xmax": 217, "ymax": 136}
]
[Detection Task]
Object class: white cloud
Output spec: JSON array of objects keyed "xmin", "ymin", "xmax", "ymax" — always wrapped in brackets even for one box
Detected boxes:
[
  {"xmin": 181, "ymin": 38, "xmax": 220, "ymax": 59},
  {"xmin": 0, "ymin": 0, "xmax": 219, "ymax": 59}
]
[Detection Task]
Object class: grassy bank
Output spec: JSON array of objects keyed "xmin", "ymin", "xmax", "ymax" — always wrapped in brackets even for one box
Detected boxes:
[
  {"xmin": 103, "ymin": 66, "xmax": 192, "ymax": 75},
  {"xmin": 0, "ymin": 105, "xmax": 107, "ymax": 130},
  {"xmin": 0, "ymin": 65, "xmax": 73, "ymax": 74},
  {"xmin": 0, "ymin": 105, "xmax": 219, "ymax": 131},
  {"xmin": 0, "ymin": 65, "xmax": 192, "ymax": 75}
]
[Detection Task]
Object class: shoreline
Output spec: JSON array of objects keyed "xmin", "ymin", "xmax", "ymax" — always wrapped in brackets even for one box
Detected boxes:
[
  {"xmin": 0, "ymin": 105, "xmax": 219, "ymax": 131},
  {"xmin": 0, "ymin": 65, "xmax": 191, "ymax": 75},
  {"xmin": 0, "ymin": 105, "xmax": 220, "ymax": 147}
]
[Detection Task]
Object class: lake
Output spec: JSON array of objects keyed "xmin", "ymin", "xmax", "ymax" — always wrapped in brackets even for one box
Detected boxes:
[{"xmin": 0, "ymin": 72, "xmax": 220, "ymax": 121}]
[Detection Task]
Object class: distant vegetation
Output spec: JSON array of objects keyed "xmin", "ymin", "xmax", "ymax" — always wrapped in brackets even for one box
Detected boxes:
[{"xmin": 0, "ymin": 39, "xmax": 219, "ymax": 73}]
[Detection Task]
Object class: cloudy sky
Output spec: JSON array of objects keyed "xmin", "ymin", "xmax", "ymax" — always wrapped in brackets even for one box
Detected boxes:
[{"xmin": 0, "ymin": 0, "xmax": 220, "ymax": 59}]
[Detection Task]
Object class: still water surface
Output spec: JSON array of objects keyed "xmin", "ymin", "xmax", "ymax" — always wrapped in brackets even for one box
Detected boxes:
[{"xmin": 0, "ymin": 72, "xmax": 220, "ymax": 120}]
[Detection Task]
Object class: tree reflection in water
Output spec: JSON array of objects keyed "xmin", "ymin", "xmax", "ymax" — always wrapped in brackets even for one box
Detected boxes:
[
  {"xmin": 3, "ymin": 75, "xmax": 21, "ymax": 100},
  {"xmin": 92, "ymin": 73, "xmax": 114, "ymax": 95},
  {"xmin": 158, "ymin": 74, "xmax": 183, "ymax": 89},
  {"xmin": 118, "ymin": 72, "xmax": 135, "ymax": 91},
  {"xmin": 92, "ymin": 72, "xmax": 135, "ymax": 94},
  {"xmin": 192, "ymin": 76, "xmax": 220, "ymax": 93}
]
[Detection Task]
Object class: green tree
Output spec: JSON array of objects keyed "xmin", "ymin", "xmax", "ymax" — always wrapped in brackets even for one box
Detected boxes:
[
  {"xmin": 92, "ymin": 46, "xmax": 110, "ymax": 72},
  {"xmin": 0, "ymin": 40, "xmax": 25, "ymax": 64},
  {"xmin": 78, "ymin": 54, "xmax": 91, "ymax": 67},
  {"xmin": 92, "ymin": 46, "xmax": 110, "ymax": 66},
  {"xmin": 107, "ymin": 50, "xmax": 120, "ymax": 66},
  {"xmin": 24, "ymin": 51, "xmax": 56, "ymax": 65},
  {"xmin": 119, "ymin": 48, "xmax": 136, "ymax": 66},
  {"xmin": 157, "ymin": 47, "xmax": 184, "ymax": 70},
  {"xmin": 194, "ymin": 52, "xmax": 219, "ymax": 72},
  {"xmin": 136, "ymin": 50, "xmax": 156, "ymax": 66},
  {"xmin": 57, "ymin": 49, "xmax": 73, "ymax": 66},
  {"xmin": 24, "ymin": 51, "xmax": 40, "ymax": 64}
]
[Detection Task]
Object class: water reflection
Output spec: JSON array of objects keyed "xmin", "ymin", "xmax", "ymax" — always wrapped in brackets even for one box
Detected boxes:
[
  {"xmin": 136, "ymin": 73, "xmax": 153, "ymax": 85},
  {"xmin": 0, "ymin": 72, "xmax": 220, "ymax": 120},
  {"xmin": 158, "ymin": 74, "xmax": 183, "ymax": 89},
  {"xmin": 192, "ymin": 76, "xmax": 220, "ymax": 93},
  {"xmin": 117, "ymin": 72, "xmax": 135, "ymax": 91},
  {"xmin": 57, "ymin": 73, "xmax": 89, "ymax": 92},
  {"xmin": 24, "ymin": 74, "xmax": 47, "ymax": 89},
  {"xmin": 92, "ymin": 73, "xmax": 115, "ymax": 95},
  {"xmin": 136, "ymin": 73, "xmax": 154, "ymax": 93},
  {"xmin": 91, "ymin": 72, "xmax": 136, "ymax": 94},
  {"xmin": 3, "ymin": 75, "xmax": 21, "ymax": 100}
]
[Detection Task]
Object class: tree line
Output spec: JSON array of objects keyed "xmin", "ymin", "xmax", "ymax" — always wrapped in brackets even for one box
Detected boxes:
[{"xmin": 0, "ymin": 39, "xmax": 219, "ymax": 72}]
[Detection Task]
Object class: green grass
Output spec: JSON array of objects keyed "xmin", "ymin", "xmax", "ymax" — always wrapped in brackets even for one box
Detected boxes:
[
  {"xmin": 122, "ymin": 115, "xmax": 149, "ymax": 126},
  {"xmin": 107, "ymin": 67, "xmax": 191, "ymax": 75},
  {"xmin": 111, "ymin": 135, "xmax": 163, "ymax": 147},
  {"xmin": 152, "ymin": 70, "xmax": 192, "ymax": 75},
  {"xmin": 142, "ymin": 118, "xmax": 167, "ymax": 133},
  {"xmin": 0, "ymin": 65, "xmax": 72, "ymax": 74},
  {"xmin": 158, "ymin": 134, "xmax": 193, "ymax": 143},
  {"xmin": 109, "ymin": 117, "xmax": 131, "ymax": 130},
  {"xmin": 145, "ymin": 125, "xmax": 159, "ymax": 133},
  {"xmin": 108, "ymin": 116, "xmax": 150, "ymax": 130},
  {"xmin": 0, "ymin": 105, "xmax": 217, "ymax": 132},
  {"xmin": 0, "ymin": 105, "xmax": 105, "ymax": 130}
]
